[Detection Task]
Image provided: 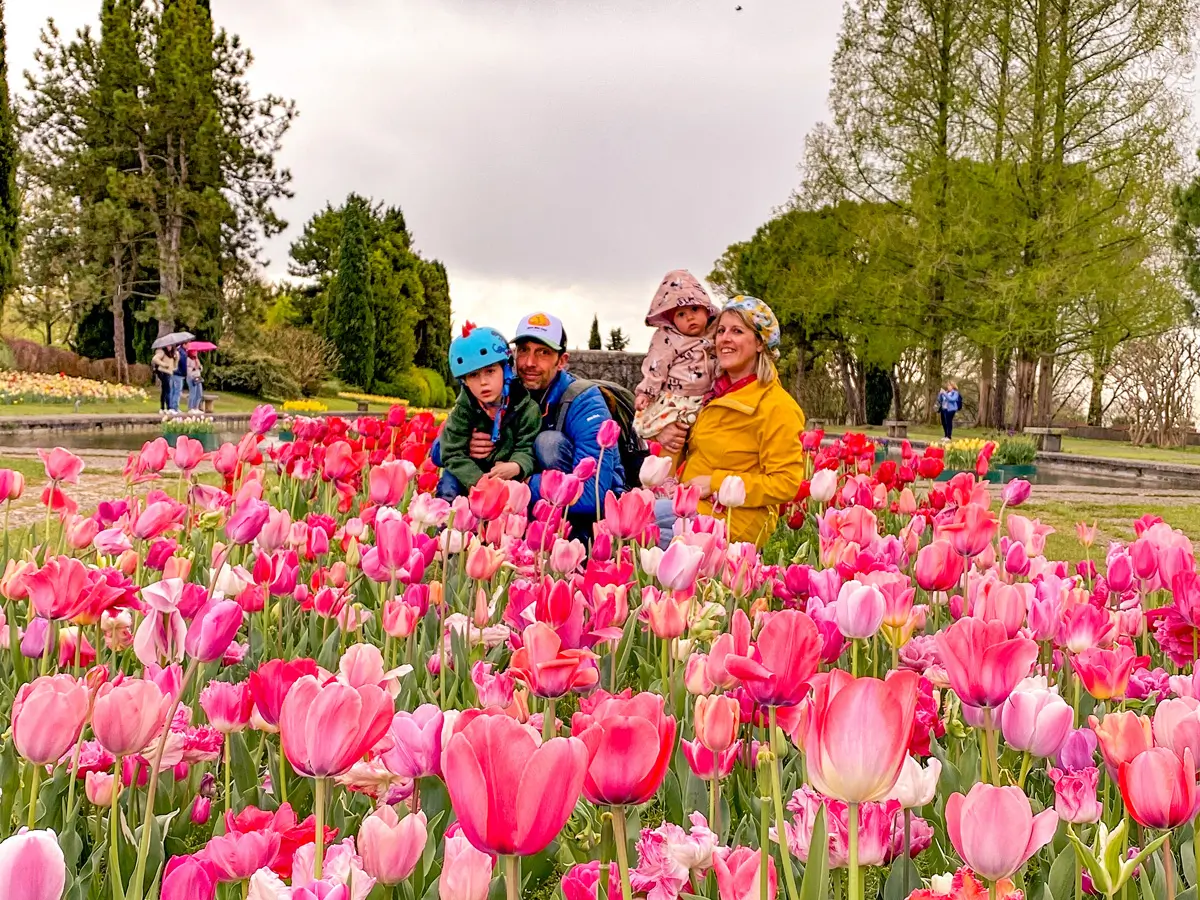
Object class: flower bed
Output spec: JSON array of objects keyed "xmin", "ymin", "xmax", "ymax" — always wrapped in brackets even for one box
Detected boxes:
[
  {"xmin": 0, "ymin": 421, "xmax": 1189, "ymax": 900},
  {"xmin": 0, "ymin": 371, "xmax": 148, "ymax": 405}
]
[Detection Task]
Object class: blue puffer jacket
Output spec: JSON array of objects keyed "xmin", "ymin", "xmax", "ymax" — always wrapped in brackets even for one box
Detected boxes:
[{"xmin": 529, "ymin": 372, "xmax": 625, "ymax": 516}]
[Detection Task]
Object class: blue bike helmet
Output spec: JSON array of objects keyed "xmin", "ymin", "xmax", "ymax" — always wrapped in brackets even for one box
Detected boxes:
[{"xmin": 449, "ymin": 323, "xmax": 512, "ymax": 379}]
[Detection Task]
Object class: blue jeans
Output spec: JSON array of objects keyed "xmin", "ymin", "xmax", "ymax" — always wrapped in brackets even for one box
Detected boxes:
[
  {"xmin": 654, "ymin": 497, "xmax": 679, "ymax": 549},
  {"xmin": 168, "ymin": 375, "xmax": 184, "ymax": 410},
  {"xmin": 187, "ymin": 378, "xmax": 203, "ymax": 411},
  {"xmin": 430, "ymin": 431, "xmax": 576, "ymax": 503}
]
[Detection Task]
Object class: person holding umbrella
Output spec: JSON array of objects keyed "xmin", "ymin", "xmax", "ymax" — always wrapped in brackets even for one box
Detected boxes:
[
  {"xmin": 151, "ymin": 344, "xmax": 177, "ymax": 413},
  {"xmin": 185, "ymin": 342, "xmax": 215, "ymax": 411}
]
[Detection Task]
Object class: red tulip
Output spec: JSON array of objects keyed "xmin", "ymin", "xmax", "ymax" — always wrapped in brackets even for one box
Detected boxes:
[
  {"xmin": 279, "ymin": 675, "xmax": 394, "ymax": 777},
  {"xmin": 248, "ymin": 657, "xmax": 319, "ymax": 728},
  {"xmin": 443, "ymin": 713, "xmax": 588, "ymax": 856},
  {"xmin": 935, "ymin": 617, "xmax": 1037, "ymax": 709},
  {"xmin": 571, "ymin": 691, "xmax": 676, "ymax": 806},
  {"xmin": 39, "ymin": 447, "xmax": 84, "ymax": 484},
  {"xmin": 1073, "ymin": 643, "xmax": 1138, "ymax": 701},
  {"xmin": 725, "ymin": 609, "xmax": 822, "ymax": 707},
  {"xmin": 508, "ymin": 622, "xmax": 598, "ymax": 698},
  {"xmin": 92, "ymin": 678, "xmax": 172, "ymax": 757},
  {"xmin": 940, "ymin": 503, "xmax": 997, "ymax": 558},
  {"xmin": 914, "ymin": 540, "xmax": 964, "ymax": 592},
  {"xmin": 946, "ymin": 783, "xmax": 1057, "ymax": 881},
  {"xmin": 1119, "ymin": 747, "xmax": 1197, "ymax": 829},
  {"xmin": 11, "ymin": 674, "xmax": 89, "ymax": 765},
  {"xmin": 805, "ymin": 670, "xmax": 918, "ymax": 802}
]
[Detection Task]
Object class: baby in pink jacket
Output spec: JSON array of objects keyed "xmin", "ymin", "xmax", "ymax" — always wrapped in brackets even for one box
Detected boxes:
[{"xmin": 633, "ymin": 270, "xmax": 720, "ymax": 463}]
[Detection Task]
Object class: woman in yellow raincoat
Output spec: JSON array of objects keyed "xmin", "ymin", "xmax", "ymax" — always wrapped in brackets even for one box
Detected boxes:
[{"xmin": 657, "ymin": 295, "xmax": 806, "ymax": 547}]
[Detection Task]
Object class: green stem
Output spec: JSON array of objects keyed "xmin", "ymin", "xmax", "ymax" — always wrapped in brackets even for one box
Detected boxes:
[
  {"xmin": 26, "ymin": 764, "xmax": 40, "ymax": 831},
  {"xmin": 612, "ymin": 807, "xmax": 634, "ymax": 900},
  {"xmin": 223, "ymin": 738, "xmax": 231, "ymax": 819},
  {"xmin": 1017, "ymin": 751, "xmax": 1032, "ymax": 790},
  {"xmin": 851, "ymin": 640, "xmax": 858, "ymax": 678},
  {"xmin": 65, "ymin": 725, "xmax": 87, "ymax": 819},
  {"xmin": 315, "ymin": 776, "xmax": 327, "ymax": 880},
  {"xmin": 848, "ymin": 802, "xmax": 861, "ymax": 900},
  {"xmin": 981, "ymin": 708, "xmax": 998, "ymax": 785},
  {"xmin": 759, "ymin": 788, "xmax": 770, "ymax": 900},
  {"xmin": 543, "ymin": 697, "xmax": 557, "ymax": 741},
  {"xmin": 769, "ymin": 707, "xmax": 801, "ymax": 900},
  {"xmin": 505, "ymin": 855, "xmax": 521, "ymax": 900},
  {"xmin": 278, "ymin": 742, "xmax": 289, "ymax": 806},
  {"xmin": 711, "ymin": 771, "xmax": 720, "ymax": 837},
  {"xmin": 109, "ymin": 755, "xmax": 123, "ymax": 882},
  {"xmin": 1165, "ymin": 835, "xmax": 1175, "ymax": 900}
]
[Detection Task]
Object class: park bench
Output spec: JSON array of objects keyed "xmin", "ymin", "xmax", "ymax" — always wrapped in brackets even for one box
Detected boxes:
[
  {"xmin": 808, "ymin": 418, "xmax": 828, "ymax": 431},
  {"xmin": 357, "ymin": 400, "xmax": 370, "ymax": 413},
  {"xmin": 1024, "ymin": 426, "xmax": 1065, "ymax": 452},
  {"xmin": 201, "ymin": 393, "xmax": 219, "ymax": 415},
  {"xmin": 884, "ymin": 419, "xmax": 910, "ymax": 439}
]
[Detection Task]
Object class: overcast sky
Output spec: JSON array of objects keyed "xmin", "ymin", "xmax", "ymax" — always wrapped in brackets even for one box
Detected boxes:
[{"xmin": 12, "ymin": 3, "xmax": 858, "ymax": 349}]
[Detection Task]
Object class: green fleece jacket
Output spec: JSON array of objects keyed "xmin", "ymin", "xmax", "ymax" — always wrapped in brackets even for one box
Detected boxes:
[{"xmin": 439, "ymin": 385, "xmax": 541, "ymax": 490}]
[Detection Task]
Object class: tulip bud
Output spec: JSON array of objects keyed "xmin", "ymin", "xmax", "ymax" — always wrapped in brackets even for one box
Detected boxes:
[
  {"xmin": 685, "ymin": 653, "xmax": 715, "ymax": 695},
  {"xmin": 717, "ymin": 475, "xmax": 746, "ymax": 509},
  {"xmin": 694, "ymin": 694, "xmax": 740, "ymax": 753},
  {"xmin": 85, "ymin": 771, "xmax": 114, "ymax": 806},
  {"xmin": 809, "ymin": 468, "xmax": 838, "ymax": 504},
  {"xmin": 190, "ymin": 796, "xmax": 211, "ymax": 825},
  {"xmin": 640, "ymin": 455, "xmax": 674, "ymax": 488},
  {"xmin": 597, "ymin": 419, "xmax": 621, "ymax": 451}
]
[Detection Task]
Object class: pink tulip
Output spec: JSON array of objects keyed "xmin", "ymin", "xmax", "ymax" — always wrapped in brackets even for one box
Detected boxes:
[
  {"xmin": 695, "ymin": 694, "xmax": 741, "ymax": 753},
  {"xmin": 225, "ymin": 498, "xmax": 270, "ymax": 545},
  {"xmin": 279, "ymin": 675, "xmax": 394, "ymax": 777},
  {"xmin": 562, "ymin": 861, "xmax": 624, "ymax": 900},
  {"xmin": 1073, "ymin": 643, "xmax": 1138, "ymax": 701},
  {"xmin": 444, "ymin": 713, "xmax": 588, "ymax": 856},
  {"xmin": 1153, "ymin": 698, "xmax": 1200, "ymax": 763},
  {"xmin": 604, "ymin": 489, "xmax": 655, "ymax": 540},
  {"xmin": 1048, "ymin": 766, "xmax": 1102, "ymax": 824},
  {"xmin": 250, "ymin": 404, "xmax": 278, "ymax": 434},
  {"xmin": 380, "ymin": 705, "xmax": 444, "ymax": 779},
  {"xmin": 572, "ymin": 691, "xmax": 676, "ymax": 806},
  {"xmin": 185, "ymin": 599, "xmax": 243, "ymax": 663},
  {"xmin": 681, "ymin": 739, "xmax": 742, "ymax": 780},
  {"xmin": 464, "ymin": 540, "xmax": 505, "ymax": 581},
  {"xmin": 1001, "ymin": 689, "xmax": 1072, "ymax": 758},
  {"xmin": 11, "ymin": 674, "xmax": 89, "ymax": 765},
  {"xmin": 24, "ymin": 555, "xmax": 90, "ymax": 621},
  {"xmin": 248, "ymin": 657, "xmax": 319, "ymax": 728},
  {"xmin": 360, "ymin": 806, "xmax": 428, "ymax": 884},
  {"xmin": 717, "ymin": 476, "xmax": 747, "ymax": 509},
  {"xmin": 0, "ymin": 468, "xmax": 24, "ymax": 501},
  {"xmin": 640, "ymin": 455, "xmax": 674, "ymax": 488},
  {"xmin": 468, "ymin": 475, "xmax": 509, "ymax": 522},
  {"xmin": 946, "ymin": 783, "xmax": 1057, "ymax": 881},
  {"xmin": 597, "ymin": 418, "xmax": 622, "ymax": 450},
  {"xmin": 725, "ymin": 609, "xmax": 822, "ymax": 707},
  {"xmin": 161, "ymin": 855, "xmax": 217, "ymax": 900},
  {"xmin": 203, "ymin": 830, "xmax": 282, "ymax": 882},
  {"xmin": 1057, "ymin": 604, "xmax": 1116, "ymax": 654},
  {"xmin": 549, "ymin": 538, "xmax": 587, "ymax": 575},
  {"xmin": 382, "ymin": 598, "xmax": 422, "ymax": 638},
  {"xmin": 915, "ymin": 540, "xmax": 964, "ymax": 592},
  {"xmin": 1120, "ymin": 747, "xmax": 1197, "ymax": 829},
  {"xmin": 714, "ymin": 847, "xmax": 776, "ymax": 900},
  {"xmin": 805, "ymin": 670, "xmax": 919, "ymax": 802},
  {"xmin": 672, "ymin": 481, "xmax": 702, "ymax": 518},
  {"xmin": 706, "ymin": 609, "xmax": 751, "ymax": 689},
  {"xmin": 657, "ymin": 541, "xmax": 705, "ymax": 592},
  {"xmin": 39, "ymin": 447, "xmax": 84, "ymax": 484},
  {"xmin": 1092, "ymin": 711, "xmax": 1153, "ymax": 778},
  {"xmin": 199, "ymin": 680, "xmax": 253, "ymax": 733},
  {"xmin": 935, "ymin": 617, "xmax": 1037, "ymax": 709},
  {"xmin": 1001, "ymin": 479, "xmax": 1032, "ymax": 507},
  {"xmin": 369, "ymin": 460, "xmax": 412, "ymax": 507},
  {"xmin": 508, "ymin": 622, "xmax": 598, "ymax": 698},
  {"xmin": 212, "ymin": 443, "xmax": 238, "ymax": 475},
  {"xmin": 92, "ymin": 678, "xmax": 172, "ymax": 757},
  {"xmin": 64, "ymin": 515, "xmax": 99, "ymax": 550},
  {"xmin": 834, "ymin": 580, "xmax": 885, "ymax": 640},
  {"xmin": 940, "ymin": 503, "xmax": 997, "ymax": 558},
  {"xmin": 172, "ymin": 436, "xmax": 207, "ymax": 474},
  {"xmin": 810, "ymin": 468, "xmax": 838, "ymax": 503},
  {"xmin": 0, "ymin": 828, "xmax": 67, "ymax": 900},
  {"xmin": 85, "ymin": 772, "xmax": 114, "ymax": 807},
  {"xmin": 440, "ymin": 828, "xmax": 494, "ymax": 900},
  {"xmin": 541, "ymin": 470, "xmax": 585, "ymax": 508}
]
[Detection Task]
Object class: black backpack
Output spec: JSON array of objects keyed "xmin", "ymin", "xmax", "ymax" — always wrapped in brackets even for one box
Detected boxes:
[{"xmin": 554, "ymin": 378, "xmax": 648, "ymax": 491}]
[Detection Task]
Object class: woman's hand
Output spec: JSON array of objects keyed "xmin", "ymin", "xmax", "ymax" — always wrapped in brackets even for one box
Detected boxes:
[
  {"xmin": 687, "ymin": 475, "xmax": 712, "ymax": 498},
  {"xmin": 657, "ymin": 422, "xmax": 688, "ymax": 455}
]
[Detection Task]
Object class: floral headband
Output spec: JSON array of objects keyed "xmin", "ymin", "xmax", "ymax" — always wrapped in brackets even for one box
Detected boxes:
[{"xmin": 723, "ymin": 295, "xmax": 781, "ymax": 351}]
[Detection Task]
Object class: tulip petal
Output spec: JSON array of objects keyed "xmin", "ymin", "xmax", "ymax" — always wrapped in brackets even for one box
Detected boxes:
[{"xmin": 516, "ymin": 736, "xmax": 588, "ymax": 855}]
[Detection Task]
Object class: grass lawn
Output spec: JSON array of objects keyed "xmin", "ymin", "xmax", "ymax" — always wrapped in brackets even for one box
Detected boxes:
[
  {"xmin": 860, "ymin": 424, "xmax": 1200, "ymax": 467},
  {"xmin": 0, "ymin": 391, "xmax": 380, "ymax": 417},
  {"xmin": 1016, "ymin": 500, "xmax": 1200, "ymax": 564}
]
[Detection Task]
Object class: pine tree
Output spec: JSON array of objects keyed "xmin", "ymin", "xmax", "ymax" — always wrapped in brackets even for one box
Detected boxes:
[
  {"xmin": 607, "ymin": 328, "xmax": 629, "ymax": 351},
  {"xmin": 0, "ymin": 0, "xmax": 18, "ymax": 315},
  {"xmin": 331, "ymin": 198, "xmax": 375, "ymax": 388},
  {"xmin": 588, "ymin": 315, "xmax": 602, "ymax": 350}
]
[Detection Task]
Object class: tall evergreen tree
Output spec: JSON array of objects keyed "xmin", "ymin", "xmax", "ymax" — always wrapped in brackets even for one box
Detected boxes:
[
  {"xmin": 589, "ymin": 315, "xmax": 602, "ymax": 349},
  {"xmin": 0, "ymin": 0, "xmax": 18, "ymax": 315},
  {"xmin": 415, "ymin": 258, "xmax": 451, "ymax": 379},
  {"xmin": 330, "ymin": 198, "xmax": 375, "ymax": 388}
]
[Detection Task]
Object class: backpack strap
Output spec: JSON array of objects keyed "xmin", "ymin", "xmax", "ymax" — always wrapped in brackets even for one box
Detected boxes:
[{"xmin": 554, "ymin": 378, "xmax": 597, "ymax": 432}]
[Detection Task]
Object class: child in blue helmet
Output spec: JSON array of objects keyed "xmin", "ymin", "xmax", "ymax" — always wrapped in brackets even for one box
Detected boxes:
[{"xmin": 437, "ymin": 323, "xmax": 542, "ymax": 501}]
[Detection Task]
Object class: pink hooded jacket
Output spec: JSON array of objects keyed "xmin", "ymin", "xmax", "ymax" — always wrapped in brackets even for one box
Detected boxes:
[{"xmin": 636, "ymin": 270, "xmax": 720, "ymax": 399}]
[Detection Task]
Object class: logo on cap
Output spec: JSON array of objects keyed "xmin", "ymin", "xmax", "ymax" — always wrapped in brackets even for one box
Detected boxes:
[{"xmin": 526, "ymin": 313, "xmax": 551, "ymax": 327}]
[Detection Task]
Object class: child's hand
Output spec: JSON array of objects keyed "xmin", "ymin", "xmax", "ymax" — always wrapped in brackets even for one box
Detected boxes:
[
  {"xmin": 489, "ymin": 461, "xmax": 521, "ymax": 480},
  {"xmin": 635, "ymin": 394, "xmax": 650, "ymax": 412}
]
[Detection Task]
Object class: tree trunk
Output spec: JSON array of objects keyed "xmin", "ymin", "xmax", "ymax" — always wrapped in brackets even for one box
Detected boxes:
[
  {"xmin": 1013, "ymin": 348, "xmax": 1038, "ymax": 430},
  {"xmin": 1035, "ymin": 353, "xmax": 1054, "ymax": 426},
  {"xmin": 1087, "ymin": 367, "xmax": 1104, "ymax": 427},
  {"xmin": 978, "ymin": 344, "xmax": 995, "ymax": 428},
  {"xmin": 925, "ymin": 341, "xmax": 944, "ymax": 425},
  {"xmin": 111, "ymin": 246, "xmax": 130, "ymax": 384},
  {"xmin": 890, "ymin": 364, "xmax": 905, "ymax": 419},
  {"xmin": 837, "ymin": 349, "xmax": 860, "ymax": 426},
  {"xmin": 993, "ymin": 346, "xmax": 1011, "ymax": 430}
]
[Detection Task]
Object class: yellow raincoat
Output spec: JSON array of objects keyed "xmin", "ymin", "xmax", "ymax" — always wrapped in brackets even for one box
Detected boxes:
[{"xmin": 681, "ymin": 377, "xmax": 806, "ymax": 547}]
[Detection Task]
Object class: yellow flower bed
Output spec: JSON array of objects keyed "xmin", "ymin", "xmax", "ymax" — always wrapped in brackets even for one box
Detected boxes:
[
  {"xmin": 283, "ymin": 399, "xmax": 329, "ymax": 413},
  {"xmin": 337, "ymin": 391, "xmax": 409, "ymax": 406},
  {"xmin": 943, "ymin": 437, "xmax": 995, "ymax": 453},
  {"xmin": 0, "ymin": 372, "xmax": 148, "ymax": 405}
]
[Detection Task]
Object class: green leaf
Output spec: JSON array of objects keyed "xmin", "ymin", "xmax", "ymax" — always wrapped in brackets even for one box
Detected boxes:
[
  {"xmin": 1047, "ymin": 844, "xmax": 1076, "ymax": 900},
  {"xmin": 884, "ymin": 857, "xmax": 919, "ymax": 900},
  {"xmin": 798, "ymin": 805, "xmax": 829, "ymax": 900}
]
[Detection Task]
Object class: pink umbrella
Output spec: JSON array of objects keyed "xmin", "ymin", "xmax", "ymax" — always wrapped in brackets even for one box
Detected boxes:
[{"xmin": 186, "ymin": 341, "xmax": 218, "ymax": 352}]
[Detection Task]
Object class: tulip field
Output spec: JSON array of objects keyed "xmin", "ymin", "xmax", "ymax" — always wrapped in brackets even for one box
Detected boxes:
[{"xmin": 0, "ymin": 407, "xmax": 1196, "ymax": 900}]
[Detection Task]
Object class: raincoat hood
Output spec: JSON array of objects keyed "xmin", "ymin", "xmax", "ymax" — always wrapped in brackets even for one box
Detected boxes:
[{"xmin": 645, "ymin": 270, "xmax": 720, "ymax": 329}]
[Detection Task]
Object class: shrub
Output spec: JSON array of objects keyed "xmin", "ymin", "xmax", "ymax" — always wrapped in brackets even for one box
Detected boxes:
[
  {"xmin": 390, "ymin": 371, "xmax": 432, "ymax": 408},
  {"xmin": 994, "ymin": 436, "xmax": 1037, "ymax": 466},
  {"xmin": 416, "ymin": 367, "xmax": 450, "ymax": 408},
  {"xmin": 206, "ymin": 345, "xmax": 302, "ymax": 402},
  {"xmin": 263, "ymin": 326, "xmax": 340, "ymax": 397}
]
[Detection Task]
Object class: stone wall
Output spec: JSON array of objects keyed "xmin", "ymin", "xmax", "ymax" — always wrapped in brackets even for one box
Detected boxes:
[{"xmin": 567, "ymin": 350, "xmax": 646, "ymax": 391}]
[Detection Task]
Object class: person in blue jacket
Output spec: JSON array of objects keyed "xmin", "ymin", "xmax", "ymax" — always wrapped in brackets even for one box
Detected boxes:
[
  {"xmin": 937, "ymin": 380, "xmax": 962, "ymax": 440},
  {"xmin": 458, "ymin": 312, "xmax": 624, "ymax": 536}
]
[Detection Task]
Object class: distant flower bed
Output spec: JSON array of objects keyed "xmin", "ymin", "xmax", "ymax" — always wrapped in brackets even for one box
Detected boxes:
[
  {"xmin": 0, "ymin": 372, "xmax": 148, "ymax": 405},
  {"xmin": 160, "ymin": 411, "xmax": 217, "ymax": 434},
  {"xmin": 337, "ymin": 391, "xmax": 408, "ymax": 406},
  {"xmin": 282, "ymin": 399, "xmax": 329, "ymax": 413}
]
